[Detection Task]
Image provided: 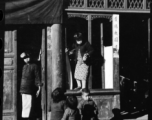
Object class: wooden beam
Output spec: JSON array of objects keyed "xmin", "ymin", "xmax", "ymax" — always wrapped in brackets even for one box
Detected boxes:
[{"xmin": 65, "ymin": 8, "xmax": 150, "ymax": 13}]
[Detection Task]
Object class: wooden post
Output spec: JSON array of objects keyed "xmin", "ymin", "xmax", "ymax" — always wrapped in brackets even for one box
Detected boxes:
[
  {"xmin": 100, "ymin": 23, "xmax": 105, "ymax": 89},
  {"xmin": 143, "ymin": 0, "xmax": 146, "ymax": 10},
  {"xmin": 51, "ymin": 24, "xmax": 63, "ymax": 91},
  {"xmin": 148, "ymin": 3, "xmax": 151, "ymax": 120},
  {"xmin": 112, "ymin": 15, "xmax": 119, "ymax": 90},
  {"xmin": 104, "ymin": 0, "xmax": 108, "ymax": 9},
  {"xmin": 84, "ymin": 0, "xmax": 88, "ymax": 8},
  {"xmin": 47, "ymin": 26, "xmax": 52, "ymax": 120},
  {"xmin": 47, "ymin": 24, "xmax": 63, "ymax": 120},
  {"xmin": 13, "ymin": 30, "xmax": 17, "ymax": 120},
  {"xmin": 124, "ymin": 0, "xmax": 127, "ymax": 9},
  {"xmin": 88, "ymin": 15, "xmax": 92, "ymax": 89},
  {"xmin": 41, "ymin": 29, "xmax": 46, "ymax": 120}
]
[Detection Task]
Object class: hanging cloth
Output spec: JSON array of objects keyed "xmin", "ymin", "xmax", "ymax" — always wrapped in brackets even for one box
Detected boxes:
[{"xmin": 5, "ymin": 0, "xmax": 63, "ymax": 24}]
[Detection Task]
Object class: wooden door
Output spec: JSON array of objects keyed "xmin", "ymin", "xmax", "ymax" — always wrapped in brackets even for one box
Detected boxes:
[{"xmin": 3, "ymin": 30, "xmax": 17, "ymax": 120}]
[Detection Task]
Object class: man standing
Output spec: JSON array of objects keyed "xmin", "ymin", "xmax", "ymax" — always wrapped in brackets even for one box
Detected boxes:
[{"xmin": 20, "ymin": 51, "xmax": 41, "ymax": 120}]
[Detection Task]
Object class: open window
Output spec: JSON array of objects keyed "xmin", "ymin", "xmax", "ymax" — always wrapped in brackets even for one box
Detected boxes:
[{"xmin": 65, "ymin": 14, "xmax": 119, "ymax": 91}]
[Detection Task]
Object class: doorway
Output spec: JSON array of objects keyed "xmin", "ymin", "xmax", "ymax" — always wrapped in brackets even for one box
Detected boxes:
[{"xmin": 17, "ymin": 25, "xmax": 42, "ymax": 120}]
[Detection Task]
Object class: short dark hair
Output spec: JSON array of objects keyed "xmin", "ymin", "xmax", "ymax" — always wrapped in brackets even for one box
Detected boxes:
[
  {"xmin": 66, "ymin": 95, "xmax": 78, "ymax": 109},
  {"xmin": 74, "ymin": 32, "xmax": 83, "ymax": 41},
  {"xmin": 81, "ymin": 88, "xmax": 90, "ymax": 95},
  {"xmin": 51, "ymin": 87, "xmax": 65, "ymax": 103}
]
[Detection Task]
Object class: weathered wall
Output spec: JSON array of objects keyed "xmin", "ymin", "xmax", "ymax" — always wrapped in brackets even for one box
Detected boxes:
[{"xmin": 77, "ymin": 95, "xmax": 120, "ymax": 120}]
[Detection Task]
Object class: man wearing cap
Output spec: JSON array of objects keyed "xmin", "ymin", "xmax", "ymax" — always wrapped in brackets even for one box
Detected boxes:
[{"xmin": 20, "ymin": 51, "xmax": 42, "ymax": 120}]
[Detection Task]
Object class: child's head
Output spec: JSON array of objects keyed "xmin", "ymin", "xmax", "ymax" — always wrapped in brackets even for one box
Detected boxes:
[
  {"xmin": 66, "ymin": 95, "xmax": 78, "ymax": 109},
  {"xmin": 51, "ymin": 87, "xmax": 65, "ymax": 103},
  {"xmin": 74, "ymin": 32, "xmax": 83, "ymax": 45},
  {"xmin": 20, "ymin": 51, "xmax": 31, "ymax": 63},
  {"xmin": 24, "ymin": 57, "xmax": 30, "ymax": 63},
  {"xmin": 81, "ymin": 88, "xmax": 90, "ymax": 101}
]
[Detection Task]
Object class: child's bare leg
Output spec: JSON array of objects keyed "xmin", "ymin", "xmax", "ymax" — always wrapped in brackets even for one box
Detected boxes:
[
  {"xmin": 82, "ymin": 80, "xmax": 86, "ymax": 89},
  {"xmin": 74, "ymin": 79, "xmax": 81, "ymax": 90},
  {"xmin": 76, "ymin": 79, "xmax": 81, "ymax": 87}
]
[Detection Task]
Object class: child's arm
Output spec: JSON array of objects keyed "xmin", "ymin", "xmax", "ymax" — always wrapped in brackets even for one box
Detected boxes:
[
  {"xmin": 86, "ymin": 42, "xmax": 94, "ymax": 56},
  {"xmin": 93, "ymin": 100, "xmax": 98, "ymax": 115},
  {"xmin": 78, "ymin": 100, "xmax": 84, "ymax": 120},
  {"xmin": 34, "ymin": 64, "xmax": 42, "ymax": 97},
  {"xmin": 61, "ymin": 109, "xmax": 69, "ymax": 120}
]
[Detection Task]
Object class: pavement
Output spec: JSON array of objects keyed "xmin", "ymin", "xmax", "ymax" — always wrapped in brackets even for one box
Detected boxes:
[{"xmin": 123, "ymin": 114, "xmax": 148, "ymax": 120}]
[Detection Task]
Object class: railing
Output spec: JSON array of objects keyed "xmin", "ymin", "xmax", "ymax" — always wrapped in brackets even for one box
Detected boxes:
[{"xmin": 67, "ymin": 0, "xmax": 151, "ymax": 12}]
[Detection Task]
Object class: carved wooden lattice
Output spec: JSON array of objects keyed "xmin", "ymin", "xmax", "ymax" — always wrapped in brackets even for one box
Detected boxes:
[
  {"xmin": 69, "ymin": 0, "xmax": 84, "ymax": 7},
  {"xmin": 88, "ymin": 0, "xmax": 104, "ymax": 8},
  {"xmin": 108, "ymin": 0, "xmax": 125, "ymax": 8},
  {"xmin": 128, "ymin": 0, "xmax": 143, "ymax": 9},
  {"xmin": 68, "ymin": 0, "xmax": 150, "ymax": 10},
  {"xmin": 147, "ymin": 0, "xmax": 151, "ymax": 9}
]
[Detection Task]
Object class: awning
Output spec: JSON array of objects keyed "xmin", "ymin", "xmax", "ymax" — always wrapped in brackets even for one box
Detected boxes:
[{"xmin": 5, "ymin": 0, "xmax": 63, "ymax": 24}]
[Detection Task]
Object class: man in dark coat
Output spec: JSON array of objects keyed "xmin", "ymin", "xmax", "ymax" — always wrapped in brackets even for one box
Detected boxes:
[{"xmin": 20, "ymin": 51, "xmax": 41, "ymax": 120}]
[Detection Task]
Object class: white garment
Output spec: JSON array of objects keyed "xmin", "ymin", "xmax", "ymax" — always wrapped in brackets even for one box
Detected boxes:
[{"xmin": 22, "ymin": 94, "xmax": 32, "ymax": 118}]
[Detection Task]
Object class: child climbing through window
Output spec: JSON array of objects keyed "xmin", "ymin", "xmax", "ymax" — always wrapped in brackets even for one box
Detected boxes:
[
  {"xmin": 66, "ymin": 32, "xmax": 94, "ymax": 91},
  {"xmin": 78, "ymin": 88, "xmax": 98, "ymax": 120},
  {"xmin": 61, "ymin": 95, "xmax": 80, "ymax": 120},
  {"xmin": 49, "ymin": 87, "xmax": 67, "ymax": 120}
]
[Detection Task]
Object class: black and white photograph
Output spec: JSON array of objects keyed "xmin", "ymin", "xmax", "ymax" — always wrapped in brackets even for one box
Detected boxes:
[{"xmin": 0, "ymin": 0, "xmax": 152, "ymax": 120}]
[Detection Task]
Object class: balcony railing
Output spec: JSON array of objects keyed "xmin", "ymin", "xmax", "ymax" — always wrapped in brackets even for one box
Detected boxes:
[{"xmin": 66, "ymin": 0, "xmax": 151, "ymax": 13}]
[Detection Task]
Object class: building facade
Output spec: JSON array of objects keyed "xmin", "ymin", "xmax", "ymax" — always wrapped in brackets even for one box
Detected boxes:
[{"xmin": 2, "ymin": 0, "xmax": 151, "ymax": 120}]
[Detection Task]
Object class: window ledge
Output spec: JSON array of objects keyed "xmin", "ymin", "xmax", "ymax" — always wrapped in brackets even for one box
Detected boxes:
[{"xmin": 65, "ymin": 89, "xmax": 120, "ymax": 96}]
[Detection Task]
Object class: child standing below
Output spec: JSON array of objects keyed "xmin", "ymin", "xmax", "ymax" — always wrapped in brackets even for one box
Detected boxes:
[
  {"xmin": 78, "ymin": 88, "xmax": 98, "ymax": 120},
  {"xmin": 67, "ymin": 32, "xmax": 94, "ymax": 90},
  {"xmin": 20, "ymin": 51, "xmax": 42, "ymax": 120},
  {"xmin": 61, "ymin": 96, "xmax": 80, "ymax": 120},
  {"xmin": 49, "ymin": 88, "xmax": 67, "ymax": 120}
]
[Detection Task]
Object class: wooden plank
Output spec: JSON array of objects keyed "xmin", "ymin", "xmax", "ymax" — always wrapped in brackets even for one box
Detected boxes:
[
  {"xmin": 100, "ymin": 23, "xmax": 105, "ymax": 89},
  {"xmin": 12, "ymin": 30, "xmax": 17, "ymax": 120},
  {"xmin": 8, "ymin": 31, "xmax": 12, "ymax": 53},
  {"xmin": 3, "ymin": 30, "xmax": 17, "ymax": 120},
  {"xmin": 88, "ymin": 15, "xmax": 92, "ymax": 89},
  {"xmin": 112, "ymin": 15, "xmax": 119, "ymax": 90},
  {"xmin": 65, "ymin": 8, "xmax": 150, "ymax": 13},
  {"xmin": 41, "ymin": 29, "xmax": 46, "ymax": 120},
  {"xmin": 47, "ymin": 26, "xmax": 52, "ymax": 120},
  {"xmin": 4, "ymin": 53, "xmax": 14, "ymax": 58},
  {"xmin": 3, "ymin": 70, "xmax": 13, "ymax": 112},
  {"xmin": 4, "ymin": 66, "xmax": 14, "ymax": 70},
  {"xmin": 4, "ymin": 31, "xmax": 9, "ymax": 53},
  {"xmin": 113, "ymin": 58, "xmax": 119, "ymax": 90}
]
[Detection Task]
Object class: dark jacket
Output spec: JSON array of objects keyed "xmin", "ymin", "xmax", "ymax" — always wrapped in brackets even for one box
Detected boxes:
[
  {"xmin": 20, "ymin": 63, "xmax": 41, "ymax": 94},
  {"xmin": 78, "ymin": 99, "xmax": 98, "ymax": 120},
  {"xmin": 70, "ymin": 42, "xmax": 94, "ymax": 65},
  {"xmin": 61, "ymin": 108, "xmax": 80, "ymax": 120},
  {"xmin": 49, "ymin": 100, "xmax": 67, "ymax": 120}
]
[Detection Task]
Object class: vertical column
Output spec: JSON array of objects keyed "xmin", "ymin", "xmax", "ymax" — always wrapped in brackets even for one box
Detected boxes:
[
  {"xmin": 84, "ymin": 0, "xmax": 88, "ymax": 8},
  {"xmin": 112, "ymin": 14, "xmax": 119, "ymax": 90},
  {"xmin": 148, "ymin": 4, "xmax": 151, "ymax": 119},
  {"xmin": 47, "ymin": 24, "xmax": 63, "ymax": 120},
  {"xmin": 51, "ymin": 24, "xmax": 63, "ymax": 91},
  {"xmin": 88, "ymin": 15, "xmax": 92, "ymax": 89},
  {"xmin": 104, "ymin": 0, "xmax": 108, "ymax": 8},
  {"xmin": 13, "ymin": 30, "xmax": 17, "ymax": 120},
  {"xmin": 41, "ymin": 29, "xmax": 46, "ymax": 120},
  {"xmin": 100, "ymin": 24, "xmax": 105, "ymax": 89},
  {"xmin": 124, "ymin": 0, "xmax": 127, "ymax": 9},
  {"xmin": 47, "ymin": 26, "xmax": 52, "ymax": 120},
  {"xmin": 143, "ymin": 0, "xmax": 146, "ymax": 10}
]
